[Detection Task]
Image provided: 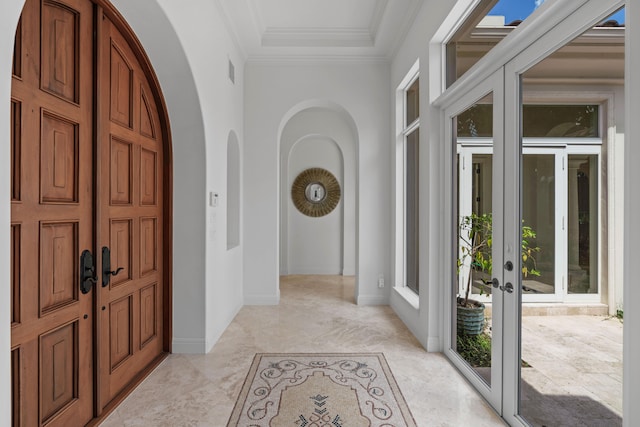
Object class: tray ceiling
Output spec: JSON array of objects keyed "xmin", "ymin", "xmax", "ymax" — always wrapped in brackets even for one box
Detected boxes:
[{"xmin": 217, "ymin": 0, "xmax": 425, "ymax": 61}]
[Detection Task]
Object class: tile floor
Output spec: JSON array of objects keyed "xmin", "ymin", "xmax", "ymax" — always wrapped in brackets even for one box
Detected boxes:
[
  {"xmin": 99, "ymin": 275, "xmax": 505, "ymax": 426},
  {"xmin": 99, "ymin": 275, "xmax": 624, "ymax": 426}
]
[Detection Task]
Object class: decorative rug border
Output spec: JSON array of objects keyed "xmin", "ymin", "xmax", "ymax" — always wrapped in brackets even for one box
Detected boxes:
[{"xmin": 227, "ymin": 352, "xmax": 417, "ymax": 427}]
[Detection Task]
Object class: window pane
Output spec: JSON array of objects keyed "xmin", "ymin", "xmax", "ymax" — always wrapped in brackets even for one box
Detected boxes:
[
  {"xmin": 457, "ymin": 104, "xmax": 493, "ymax": 137},
  {"xmin": 447, "ymin": 0, "xmax": 547, "ymax": 86},
  {"xmin": 600, "ymin": 7, "xmax": 624, "ymax": 26},
  {"xmin": 448, "ymin": 4, "xmax": 624, "ymax": 87},
  {"xmin": 406, "ymin": 129, "xmax": 419, "ymax": 293},
  {"xmin": 522, "ymin": 154, "xmax": 555, "ymax": 294},
  {"xmin": 487, "ymin": 0, "xmax": 543, "ymax": 26},
  {"xmin": 457, "ymin": 104, "xmax": 600, "ymax": 138},
  {"xmin": 406, "ymin": 78, "xmax": 419, "ymax": 126},
  {"xmin": 523, "ymin": 105, "xmax": 599, "ymax": 137},
  {"xmin": 568, "ymin": 154, "xmax": 598, "ymax": 294}
]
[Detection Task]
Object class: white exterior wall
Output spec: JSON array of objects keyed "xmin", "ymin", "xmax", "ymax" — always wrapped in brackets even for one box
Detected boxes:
[{"xmin": 244, "ymin": 61, "xmax": 391, "ymax": 305}]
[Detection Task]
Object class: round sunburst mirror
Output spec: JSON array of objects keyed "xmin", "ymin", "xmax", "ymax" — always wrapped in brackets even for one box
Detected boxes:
[{"xmin": 291, "ymin": 168, "xmax": 341, "ymax": 217}]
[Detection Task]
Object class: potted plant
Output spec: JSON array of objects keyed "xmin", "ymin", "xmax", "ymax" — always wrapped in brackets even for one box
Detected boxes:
[{"xmin": 457, "ymin": 212, "xmax": 541, "ymax": 335}]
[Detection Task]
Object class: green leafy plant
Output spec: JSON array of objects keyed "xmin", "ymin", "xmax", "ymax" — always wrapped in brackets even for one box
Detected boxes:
[
  {"xmin": 456, "ymin": 332, "xmax": 492, "ymax": 367},
  {"xmin": 458, "ymin": 213, "xmax": 541, "ymax": 307}
]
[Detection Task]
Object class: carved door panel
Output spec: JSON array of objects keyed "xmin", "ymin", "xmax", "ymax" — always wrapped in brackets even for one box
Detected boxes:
[
  {"xmin": 96, "ymin": 11, "xmax": 164, "ymax": 411},
  {"xmin": 11, "ymin": 0, "xmax": 168, "ymax": 424},
  {"xmin": 10, "ymin": 0, "xmax": 95, "ymax": 425}
]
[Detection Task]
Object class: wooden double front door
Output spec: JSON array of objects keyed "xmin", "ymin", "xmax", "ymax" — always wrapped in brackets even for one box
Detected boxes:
[{"xmin": 10, "ymin": 0, "xmax": 169, "ymax": 425}]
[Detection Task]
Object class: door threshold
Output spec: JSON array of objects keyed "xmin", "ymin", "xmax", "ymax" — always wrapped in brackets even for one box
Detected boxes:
[{"xmin": 483, "ymin": 303, "xmax": 609, "ymax": 317}]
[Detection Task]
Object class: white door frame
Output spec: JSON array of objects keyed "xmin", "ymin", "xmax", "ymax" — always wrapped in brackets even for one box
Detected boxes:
[
  {"xmin": 443, "ymin": 69, "xmax": 505, "ymax": 410},
  {"xmin": 458, "ymin": 144, "xmax": 603, "ymax": 304},
  {"xmin": 502, "ymin": 1, "xmax": 623, "ymax": 424}
]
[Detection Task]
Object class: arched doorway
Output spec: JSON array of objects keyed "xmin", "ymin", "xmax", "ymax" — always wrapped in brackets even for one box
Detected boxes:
[
  {"xmin": 278, "ymin": 103, "xmax": 358, "ymax": 296},
  {"xmin": 10, "ymin": 0, "xmax": 172, "ymax": 424}
]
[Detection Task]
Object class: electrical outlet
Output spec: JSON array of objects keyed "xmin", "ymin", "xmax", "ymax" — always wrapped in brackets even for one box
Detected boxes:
[{"xmin": 378, "ymin": 275, "xmax": 384, "ymax": 288}]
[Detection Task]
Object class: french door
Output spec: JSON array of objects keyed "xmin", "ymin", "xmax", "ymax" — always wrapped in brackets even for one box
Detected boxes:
[
  {"xmin": 441, "ymin": 1, "xmax": 623, "ymax": 424},
  {"xmin": 457, "ymin": 145, "xmax": 601, "ymax": 304}
]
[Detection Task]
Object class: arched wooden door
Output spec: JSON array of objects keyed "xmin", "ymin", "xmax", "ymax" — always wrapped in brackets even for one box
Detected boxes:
[{"xmin": 11, "ymin": 0, "xmax": 170, "ymax": 424}]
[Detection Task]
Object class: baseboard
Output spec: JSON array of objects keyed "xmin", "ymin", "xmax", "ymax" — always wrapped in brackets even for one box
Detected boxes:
[
  {"xmin": 244, "ymin": 292, "xmax": 280, "ymax": 305},
  {"xmin": 356, "ymin": 294, "xmax": 389, "ymax": 305},
  {"xmin": 172, "ymin": 337, "xmax": 207, "ymax": 354},
  {"xmin": 342, "ymin": 268, "xmax": 356, "ymax": 276},
  {"xmin": 287, "ymin": 268, "xmax": 343, "ymax": 275},
  {"xmin": 426, "ymin": 336, "xmax": 441, "ymax": 352},
  {"xmin": 205, "ymin": 301, "xmax": 244, "ymax": 353}
]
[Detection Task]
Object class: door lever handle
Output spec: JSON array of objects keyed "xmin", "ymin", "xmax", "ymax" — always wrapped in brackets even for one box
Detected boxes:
[
  {"xmin": 106, "ymin": 267, "xmax": 124, "ymax": 277},
  {"xmin": 102, "ymin": 246, "xmax": 124, "ymax": 287},
  {"xmin": 500, "ymin": 282, "xmax": 514, "ymax": 293}
]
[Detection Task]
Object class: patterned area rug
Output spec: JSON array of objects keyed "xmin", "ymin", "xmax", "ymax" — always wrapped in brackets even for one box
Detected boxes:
[{"xmin": 227, "ymin": 353, "xmax": 417, "ymax": 426}]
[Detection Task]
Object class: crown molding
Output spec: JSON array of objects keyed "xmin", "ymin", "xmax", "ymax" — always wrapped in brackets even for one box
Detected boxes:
[{"xmin": 245, "ymin": 53, "xmax": 390, "ymax": 65}]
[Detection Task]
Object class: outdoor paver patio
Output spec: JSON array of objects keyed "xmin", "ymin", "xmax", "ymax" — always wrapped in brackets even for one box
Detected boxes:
[{"xmin": 520, "ymin": 314, "xmax": 623, "ymax": 426}]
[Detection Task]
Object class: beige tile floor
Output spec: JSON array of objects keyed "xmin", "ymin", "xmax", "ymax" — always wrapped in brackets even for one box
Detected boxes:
[
  {"xmin": 100, "ymin": 275, "xmax": 505, "ymax": 426},
  {"xmin": 99, "ymin": 275, "xmax": 623, "ymax": 427}
]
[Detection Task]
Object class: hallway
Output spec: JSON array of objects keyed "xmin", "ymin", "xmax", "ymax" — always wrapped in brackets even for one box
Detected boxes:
[{"xmin": 100, "ymin": 275, "xmax": 504, "ymax": 426}]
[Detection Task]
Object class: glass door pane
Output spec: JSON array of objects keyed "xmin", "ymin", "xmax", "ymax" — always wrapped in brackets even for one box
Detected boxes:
[
  {"xmin": 453, "ymin": 91, "xmax": 501, "ymax": 394},
  {"xmin": 507, "ymin": 4, "xmax": 624, "ymax": 425}
]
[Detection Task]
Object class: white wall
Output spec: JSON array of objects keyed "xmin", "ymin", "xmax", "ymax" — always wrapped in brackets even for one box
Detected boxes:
[
  {"xmin": 227, "ymin": 131, "xmax": 241, "ymax": 250},
  {"xmin": 287, "ymin": 137, "xmax": 344, "ymax": 274},
  {"xmin": 280, "ymin": 108, "xmax": 357, "ymax": 276},
  {"xmin": 389, "ymin": 0, "xmax": 458, "ymax": 351},
  {"xmin": 244, "ymin": 61, "xmax": 391, "ymax": 305},
  {"xmin": 110, "ymin": 0, "xmax": 245, "ymax": 353}
]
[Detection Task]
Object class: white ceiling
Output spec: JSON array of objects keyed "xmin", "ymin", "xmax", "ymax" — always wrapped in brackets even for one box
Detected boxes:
[{"xmin": 217, "ymin": 0, "xmax": 425, "ymax": 61}]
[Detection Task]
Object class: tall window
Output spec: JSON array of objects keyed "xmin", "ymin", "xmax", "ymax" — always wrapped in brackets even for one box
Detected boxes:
[{"xmin": 404, "ymin": 76, "xmax": 419, "ymax": 294}]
